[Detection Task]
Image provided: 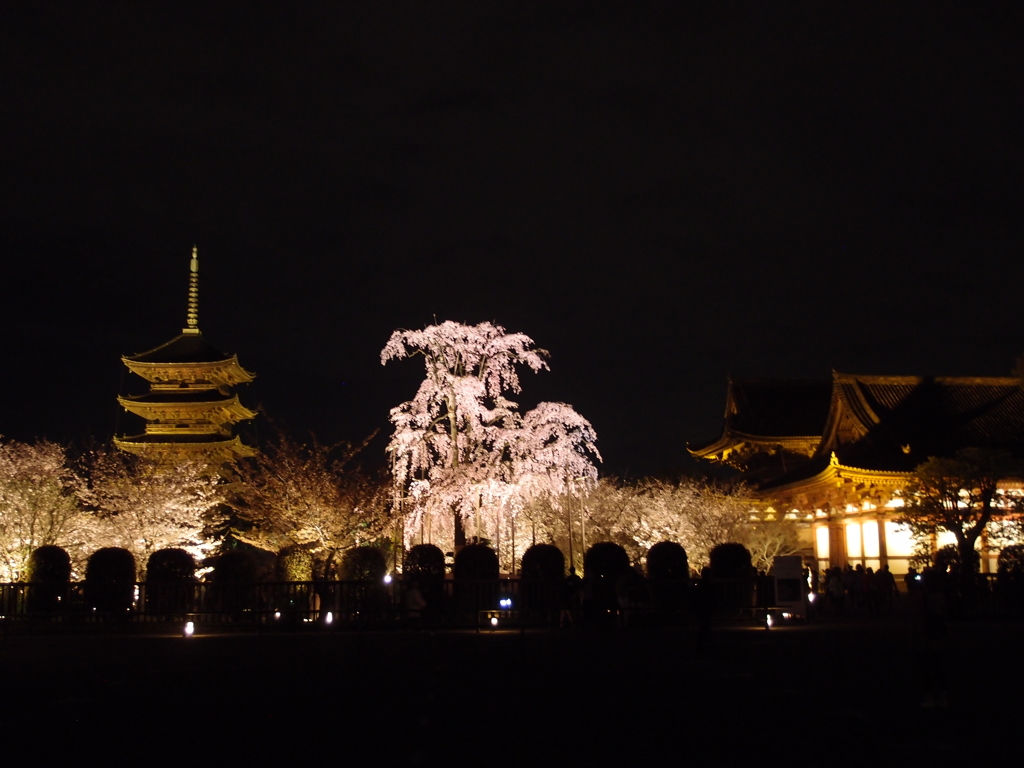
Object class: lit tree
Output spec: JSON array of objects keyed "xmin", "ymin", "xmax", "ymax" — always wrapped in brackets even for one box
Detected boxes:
[
  {"xmin": 382, "ymin": 321, "xmax": 599, "ymax": 561},
  {"xmin": 584, "ymin": 478, "xmax": 750, "ymax": 569},
  {"xmin": 898, "ymin": 447, "xmax": 1024, "ymax": 575},
  {"xmin": 229, "ymin": 429, "xmax": 392, "ymax": 577},
  {"xmin": 743, "ymin": 519, "xmax": 802, "ymax": 573},
  {"xmin": 80, "ymin": 448, "xmax": 226, "ymax": 576},
  {"xmin": 0, "ymin": 437, "xmax": 86, "ymax": 582}
]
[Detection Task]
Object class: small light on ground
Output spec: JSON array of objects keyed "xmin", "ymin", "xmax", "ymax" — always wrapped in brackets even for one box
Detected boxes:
[
  {"xmin": 490, "ymin": 616, "xmax": 498, "ymax": 627},
  {"xmin": 325, "ymin": 611, "xmax": 333, "ymax": 624},
  {"xmin": 383, "ymin": 574, "xmax": 393, "ymax": 584},
  {"xmin": 274, "ymin": 611, "xmax": 281, "ymax": 620},
  {"xmin": 183, "ymin": 621, "xmax": 194, "ymax": 637}
]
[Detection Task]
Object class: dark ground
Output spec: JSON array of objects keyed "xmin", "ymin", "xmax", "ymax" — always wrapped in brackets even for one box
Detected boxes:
[{"xmin": 3, "ymin": 612, "xmax": 1021, "ymax": 765}]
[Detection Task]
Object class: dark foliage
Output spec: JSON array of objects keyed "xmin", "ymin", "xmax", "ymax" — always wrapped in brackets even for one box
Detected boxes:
[
  {"xmin": 934, "ymin": 543, "xmax": 978, "ymax": 574},
  {"xmin": 453, "ymin": 544, "xmax": 499, "ymax": 580},
  {"xmin": 26, "ymin": 545, "xmax": 71, "ymax": 583},
  {"xmin": 646, "ymin": 541, "xmax": 690, "ymax": 614},
  {"xmin": 84, "ymin": 547, "xmax": 137, "ymax": 614},
  {"xmin": 147, "ymin": 549, "xmax": 196, "ymax": 582},
  {"xmin": 211, "ymin": 550, "xmax": 257, "ymax": 583},
  {"xmin": 336, "ymin": 547, "xmax": 388, "ymax": 619},
  {"xmin": 453, "ymin": 544, "xmax": 499, "ymax": 613},
  {"xmin": 996, "ymin": 544, "xmax": 1024, "ymax": 609},
  {"xmin": 405, "ymin": 544, "xmax": 445, "ymax": 578},
  {"xmin": 208, "ymin": 550, "xmax": 258, "ymax": 613},
  {"xmin": 340, "ymin": 546, "xmax": 388, "ymax": 581},
  {"xmin": 646, "ymin": 541, "xmax": 688, "ymax": 580},
  {"xmin": 709, "ymin": 543, "xmax": 752, "ymax": 579},
  {"xmin": 25, "ymin": 545, "xmax": 71, "ymax": 613},
  {"xmin": 520, "ymin": 544, "xmax": 565, "ymax": 580},
  {"xmin": 583, "ymin": 542, "xmax": 630, "ymax": 580},
  {"xmin": 145, "ymin": 548, "xmax": 197, "ymax": 615},
  {"xmin": 998, "ymin": 544, "xmax": 1024, "ymax": 574},
  {"xmin": 709, "ymin": 543, "xmax": 753, "ymax": 613}
]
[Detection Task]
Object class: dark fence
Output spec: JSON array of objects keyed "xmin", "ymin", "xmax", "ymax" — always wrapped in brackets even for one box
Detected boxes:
[
  {"xmin": 0, "ymin": 577, "xmax": 707, "ymax": 632},
  {"xmin": 4, "ymin": 573, "xmax": 1016, "ymax": 633},
  {"xmin": 0, "ymin": 578, "xmax": 567, "ymax": 631}
]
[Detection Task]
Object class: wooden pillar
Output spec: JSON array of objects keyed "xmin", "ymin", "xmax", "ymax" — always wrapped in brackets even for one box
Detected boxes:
[
  {"xmin": 828, "ymin": 523, "xmax": 847, "ymax": 569},
  {"xmin": 877, "ymin": 512, "xmax": 889, "ymax": 568}
]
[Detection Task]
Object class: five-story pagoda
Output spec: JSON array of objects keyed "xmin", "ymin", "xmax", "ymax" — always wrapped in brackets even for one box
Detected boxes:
[{"xmin": 115, "ymin": 247, "xmax": 256, "ymax": 465}]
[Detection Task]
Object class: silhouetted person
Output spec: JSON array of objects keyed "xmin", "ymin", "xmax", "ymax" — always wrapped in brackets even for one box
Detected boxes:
[{"xmin": 913, "ymin": 567, "xmax": 950, "ymax": 708}]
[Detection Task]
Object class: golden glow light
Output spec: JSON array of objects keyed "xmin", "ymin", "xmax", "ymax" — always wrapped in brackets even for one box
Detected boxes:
[
  {"xmin": 846, "ymin": 523, "xmax": 862, "ymax": 559},
  {"xmin": 862, "ymin": 520, "xmax": 880, "ymax": 558},
  {"xmin": 815, "ymin": 527, "xmax": 830, "ymax": 560}
]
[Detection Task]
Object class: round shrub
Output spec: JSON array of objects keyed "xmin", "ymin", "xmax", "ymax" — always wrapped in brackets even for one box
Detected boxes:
[
  {"xmin": 26, "ymin": 545, "xmax": 72, "ymax": 583},
  {"xmin": 147, "ymin": 548, "xmax": 196, "ymax": 582},
  {"xmin": 453, "ymin": 544, "xmax": 499, "ymax": 613},
  {"xmin": 211, "ymin": 550, "xmax": 257, "ymax": 583},
  {"xmin": 453, "ymin": 544, "xmax": 498, "ymax": 580},
  {"xmin": 340, "ymin": 546, "xmax": 388, "ymax": 582},
  {"xmin": 84, "ymin": 547, "xmax": 137, "ymax": 614},
  {"xmin": 275, "ymin": 545, "xmax": 314, "ymax": 581},
  {"xmin": 520, "ymin": 544, "xmax": 565, "ymax": 580},
  {"xmin": 405, "ymin": 544, "xmax": 445, "ymax": 579},
  {"xmin": 519, "ymin": 544, "xmax": 564, "ymax": 617},
  {"xmin": 709, "ymin": 542, "xmax": 753, "ymax": 613},
  {"xmin": 646, "ymin": 541, "xmax": 688, "ymax": 580},
  {"xmin": 709, "ymin": 543, "xmax": 752, "ymax": 579},
  {"xmin": 25, "ymin": 546, "xmax": 71, "ymax": 613},
  {"xmin": 583, "ymin": 542, "xmax": 630, "ymax": 580},
  {"xmin": 146, "ymin": 548, "xmax": 197, "ymax": 616}
]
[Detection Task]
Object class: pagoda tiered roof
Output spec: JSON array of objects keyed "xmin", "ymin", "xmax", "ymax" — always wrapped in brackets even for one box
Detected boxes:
[
  {"xmin": 114, "ymin": 433, "xmax": 255, "ymax": 461},
  {"xmin": 122, "ymin": 332, "xmax": 254, "ymax": 387},
  {"xmin": 117, "ymin": 392, "xmax": 256, "ymax": 425},
  {"xmin": 115, "ymin": 247, "xmax": 255, "ymax": 465}
]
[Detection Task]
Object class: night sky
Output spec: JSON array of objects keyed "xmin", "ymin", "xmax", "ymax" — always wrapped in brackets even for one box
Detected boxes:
[{"xmin": 2, "ymin": 3, "xmax": 1023, "ymax": 476}]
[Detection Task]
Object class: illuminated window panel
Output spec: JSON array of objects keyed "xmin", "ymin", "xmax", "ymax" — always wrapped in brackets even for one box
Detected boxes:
[
  {"xmin": 865, "ymin": 559, "xmax": 880, "ymax": 572},
  {"xmin": 815, "ymin": 527, "xmax": 830, "ymax": 560},
  {"xmin": 884, "ymin": 522, "xmax": 916, "ymax": 557},
  {"xmin": 846, "ymin": 523, "xmax": 862, "ymax": 559},
  {"xmin": 862, "ymin": 520, "xmax": 880, "ymax": 558},
  {"xmin": 937, "ymin": 531, "xmax": 958, "ymax": 548}
]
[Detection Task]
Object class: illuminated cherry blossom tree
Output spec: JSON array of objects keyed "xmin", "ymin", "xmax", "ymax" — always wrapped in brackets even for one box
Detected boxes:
[
  {"xmin": 228, "ymin": 428, "xmax": 392, "ymax": 577},
  {"xmin": 0, "ymin": 437, "xmax": 86, "ymax": 582},
  {"xmin": 382, "ymin": 321, "xmax": 600, "ymax": 564},
  {"xmin": 584, "ymin": 477, "xmax": 751, "ymax": 570},
  {"xmin": 79, "ymin": 449, "xmax": 226, "ymax": 576}
]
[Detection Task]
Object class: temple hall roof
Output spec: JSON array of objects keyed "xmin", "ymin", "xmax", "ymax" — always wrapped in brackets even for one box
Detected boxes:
[
  {"xmin": 688, "ymin": 377, "xmax": 832, "ymax": 458},
  {"xmin": 725, "ymin": 378, "xmax": 833, "ymax": 437},
  {"xmin": 818, "ymin": 373, "xmax": 1024, "ymax": 472}
]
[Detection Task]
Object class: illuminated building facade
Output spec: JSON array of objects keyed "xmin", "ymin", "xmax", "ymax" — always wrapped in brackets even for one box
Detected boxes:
[
  {"xmin": 115, "ymin": 247, "xmax": 256, "ymax": 465},
  {"xmin": 691, "ymin": 372, "xmax": 1024, "ymax": 574}
]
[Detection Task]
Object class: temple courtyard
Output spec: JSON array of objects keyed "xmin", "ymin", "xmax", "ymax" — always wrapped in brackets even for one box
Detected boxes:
[{"xmin": 2, "ymin": 609, "xmax": 1021, "ymax": 763}]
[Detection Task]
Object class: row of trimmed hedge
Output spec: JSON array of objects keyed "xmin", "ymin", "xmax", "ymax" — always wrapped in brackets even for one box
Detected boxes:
[{"xmin": 22, "ymin": 539, "xmax": 758, "ymax": 591}]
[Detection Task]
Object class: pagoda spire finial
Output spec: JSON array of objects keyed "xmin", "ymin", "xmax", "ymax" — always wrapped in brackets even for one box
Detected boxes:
[{"xmin": 184, "ymin": 245, "xmax": 200, "ymax": 334}]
